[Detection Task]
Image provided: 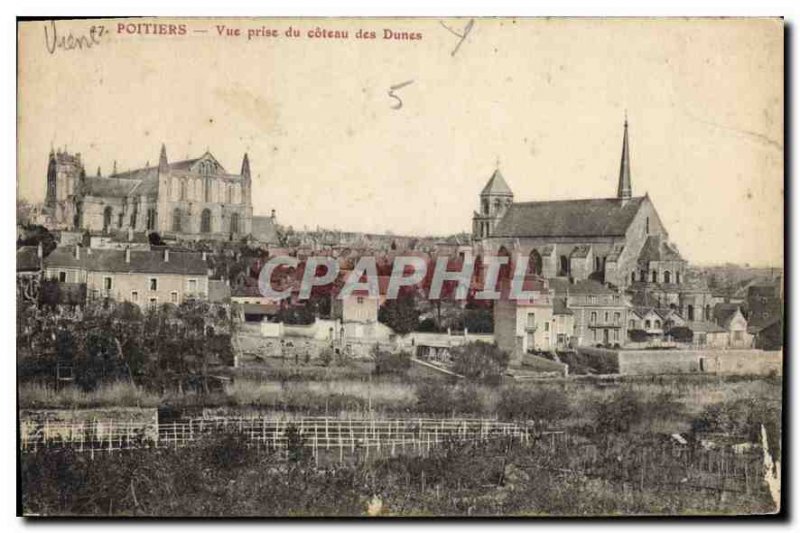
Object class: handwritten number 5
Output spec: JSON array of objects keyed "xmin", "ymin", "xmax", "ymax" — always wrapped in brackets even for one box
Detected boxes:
[{"xmin": 388, "ymin": 80, "xmax": 414, "ymax": 110}]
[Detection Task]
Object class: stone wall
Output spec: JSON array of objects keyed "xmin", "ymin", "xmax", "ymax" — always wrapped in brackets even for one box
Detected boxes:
[{"xmin": 617, "ymin": 349, "xmax": 782, "ymax": 376}]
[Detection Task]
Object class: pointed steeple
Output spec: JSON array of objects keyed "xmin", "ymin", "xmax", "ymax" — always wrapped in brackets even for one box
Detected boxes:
[
  {"xmin": 240, "ymin": 153, "xmax": 251, "ymax": 180},
  {"xmin": 158, "ymin": 143, "xmax": 169, "ymax": 173},
  {"xmin": 481, "ymin": 168, "xmax": 513, "ymax": 197},
  {"xmin": 617, "ymin": 116, "xmax": 632, "ymax": 201}
]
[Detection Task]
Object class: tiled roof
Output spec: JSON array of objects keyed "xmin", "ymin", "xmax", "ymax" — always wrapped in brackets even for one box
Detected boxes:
[
  {"xmin": 83, "ymin": 177, "xmax": 146, "ymax": 198},
  {"xmin": 553, "ymin": 298, "xmax": 573, "ymax": 315},
  {"xmin": 713, "ymin": 303, "xmax": 742, "ymax": 328},
  {"xmin": 548, "ymin": 277, "xmax": 616, "ymax": 295},
  {"xmin": 480, "ymin": 169, "xmax": 513, "ymax": 196},
  {"xmin": 44, "ymin": 245, "xmax": 209, "ymax": 275},
  {"xmin": 637, "ymin": 235, "xmax": 684, "ymax": 263},
  {"xmin": 492, "ymin": 197, "xmax": 645, "ymax": 238}
]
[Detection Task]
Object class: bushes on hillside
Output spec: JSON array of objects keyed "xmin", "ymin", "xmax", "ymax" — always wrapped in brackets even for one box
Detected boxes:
[
  {"xmin": 415, "ymin": 382, "xmax": 485, "ymax": 416},
  {"xmin": 497, "ymin": 385, "xmax": 571, "ymax": 422},
  {"xmin": 373, "ymin": 349, "xmax": 412, "ymax": 376},
  {"xmin": 450, "ymin": 341, "xmax": 509, "ymax": 384},
  {"xmin": 593, "ymin": 388, "xmax": 646, "ymax": 433}
]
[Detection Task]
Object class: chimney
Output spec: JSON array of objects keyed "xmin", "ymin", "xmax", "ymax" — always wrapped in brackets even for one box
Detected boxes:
[
  {"xmin": 74, "ymin": 245, "xmax": 80, "ymax": 260},
  {"xmin": 125, "ymin": 247, "xmax": 131, "ymax": 263},
  {"xmin": 164, "ymin": 248, "xmax": 170, "ymax": 262}
]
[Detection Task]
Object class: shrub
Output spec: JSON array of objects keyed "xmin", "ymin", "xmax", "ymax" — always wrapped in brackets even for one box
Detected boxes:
[
  {"xmin": 628, "ymin": 329, "xmax": 648, "ymax": 342},
  {"xmin": 319, "ymin": 347, "xmax": 334, "ymax": 366},
  {"xmin": 497, "ymin": 385, "xmax": 571, "ymax": 422},
  {"xmin": 415, "ymin": 381, "xmax": 453, "ymax": 415},
  {"xmin": 373, "ymin": 349, "xmax": 412, "ymax": 376},
  {"xmin": 378, "ymin": 294, "xmax": 420, "ymax": 335},
  {"xmin": 452, "ymin": 384, "xmax": 485, "ymax": 415},
  {"xmin": 593, "ymin": 388, "xmax": 646, "ymax": 433},
  {"xmin": 450, "ymin": 341, "xmax": 510, "ymax": 384},
  {"xmin": 667, "ymin": 326, "xmax": 694, "ymax": 343}
]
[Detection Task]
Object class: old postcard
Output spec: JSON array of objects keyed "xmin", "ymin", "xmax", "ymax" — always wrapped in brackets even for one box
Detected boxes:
[{"xmin": 16, "ymin": 17, "xmax": 783, "ymax": 517}]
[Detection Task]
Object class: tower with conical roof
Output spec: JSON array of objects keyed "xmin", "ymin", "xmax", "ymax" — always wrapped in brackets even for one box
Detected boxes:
[
  {"xmin": 473, "ymin": 167, "xmax": 514, "ymax": 240},
  {"xmin": 617, "ymin": 117, "xmax": 632, "ymax": 203}
]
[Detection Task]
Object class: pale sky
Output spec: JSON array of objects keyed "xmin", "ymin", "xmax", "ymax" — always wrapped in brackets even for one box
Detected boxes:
[{"xmin": 18, "ymin": 18, "xmax": 783, "ymax": 266}]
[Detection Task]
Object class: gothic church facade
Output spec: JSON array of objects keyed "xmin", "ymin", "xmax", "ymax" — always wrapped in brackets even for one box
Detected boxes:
[{"xmin": 45, "ymin": 145, "xmax": 253, "ymax": 239}]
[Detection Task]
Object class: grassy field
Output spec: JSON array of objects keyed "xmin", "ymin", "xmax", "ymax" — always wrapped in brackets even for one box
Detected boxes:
[{"xmin": 19, "ymin": 358, "xmax": 782, "ymax": 517}]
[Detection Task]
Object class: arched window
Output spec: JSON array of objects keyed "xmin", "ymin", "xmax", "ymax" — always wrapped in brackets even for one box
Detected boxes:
[
  {"xmin": 640, "ymin": 270, "xmax": 647, "ymax": 282},
  {"xmin": 687, "ymin": 305, "xmax": 695, "ymax": 321},
  {"xmin": 559, "ymin": 255, "xmax": 570, "ymax": 277},
  {"xmin": 652, "ymin": 270, "xmax": 658, "ymax": 283},
  {"xmin": 705, "ymin": 305, "xmax": 711, "ymax": 321},
  {"xmin": 146, "ymin": 208, "xmax": 156, "ymax": 231},
  {"xmin": 204, "ymin": 178, "xmax": 211, "ymax": 202},
  {"xmin": 676, "ymin": 272, "xmax": 681, "ymax": 284},
  {"xmin": 664, "ymin": 270, "xmax": 671, "ymax": 284},
  {"xmin": 595, "ymin": 257, "xmax": 601, "ymax": 272},
  {"xmin": 172, "ymin": 208, "xmax": 182, "ymax": 232},
  {"xmin": 201, "ymin": 208, "xmax": 212, "ymax": 233},
  {"xmin": 180, "ymin": 180, "xmax": 187, "ymax": 201},
  {"xmin": 529, "ymin": 249, "xmax": 543, "ymax": 276},
  {"xmin": 494, "ymin": 199, "xmax": 501, "ymax": 213},
  {"xmin": 227, "ymin": 184, "xmax": 233, "ymax": 204},
  {"xmin": 645, "ymin": 319, "xmax": 651, "ymax": 329},
  {"xmin": 646, "ymin": 217, "xmax": 650, "ymax": 235},
  {"xmin": 497, "ymin": 246, "xmax": 511, "ymax": 281},
  {"xmin": 628, "ymin": 319, "xmax": 635, "ymax": 329},
  {"xmin": 655, "ymin": 320, "xmax": 662, "ymax": 329},
  {"xmin": 481, "ymin": 199, "xmax": 489, "ymax": 215},
  {"xmin": 631, "ymin": 271, "xmax": 636, "ymax": 284},
  {"xmin": 230, "ymin": 212, "xmax": 240, "ymax": 234},
  {"xmin": 103, "ymin": 206, "xmax": 113, "ymax": 233}
]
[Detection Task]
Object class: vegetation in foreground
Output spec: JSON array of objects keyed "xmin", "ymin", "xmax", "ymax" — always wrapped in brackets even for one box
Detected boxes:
[{"xmin": 21, "ymin": 425, "xmax": 778, "ymax": 517}]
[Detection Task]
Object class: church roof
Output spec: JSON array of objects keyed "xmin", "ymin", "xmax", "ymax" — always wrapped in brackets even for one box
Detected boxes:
[
  {"xmin": 480, "ymin": 169, "xmax": 513, "ymax": 196},
  {"xmin": 492, "ymin": 196, "xmax": 645, "ymax": 238},
  {"xmin": 83, "ymin": 152, "xmax": 230, "ymax": 199},
  {"xmin": 83, "ymin": 177, "xmax": 146, "ymax": 198}
]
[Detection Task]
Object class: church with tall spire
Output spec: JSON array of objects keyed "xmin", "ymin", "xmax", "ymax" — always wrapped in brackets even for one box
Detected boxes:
[
  {"xmin": 472, "ymin": 118, "xmax": 687, "ymax": 296},
  {"xmin": 45, "ymin": 145, "xmax": 254, "ymax": 239}
]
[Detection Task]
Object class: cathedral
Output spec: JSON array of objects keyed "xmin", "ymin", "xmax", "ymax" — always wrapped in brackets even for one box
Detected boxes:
[
  {"xmin": 45, "ymin": 145, "xmax": 253, "ymax": 239},
  {"xmin": 473, "ymin": 120, "xmax": 690, "ymax": 309}
]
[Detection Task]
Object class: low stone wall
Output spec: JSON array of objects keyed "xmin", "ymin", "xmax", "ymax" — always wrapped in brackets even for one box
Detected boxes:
[{"xmin": 617, "ymin": 349, "xmax": 782, "ymax": 376}]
